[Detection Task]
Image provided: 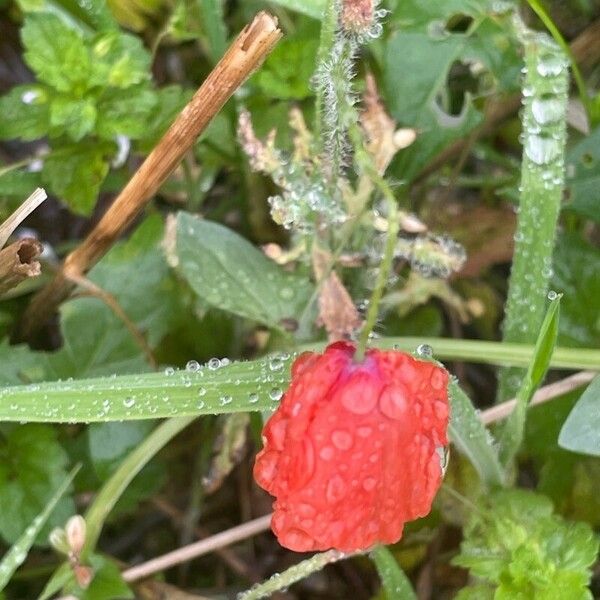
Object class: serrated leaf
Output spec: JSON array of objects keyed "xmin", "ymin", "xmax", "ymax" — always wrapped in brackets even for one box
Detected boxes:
[
  {"xmin": 448, "ymin": 380, "xmax": 505, "ymax": 488},
  {"xmin": 0, "ymin": 424, "xmax": 74, "ymax": 545},
  {"xmin": 42, "ymin": 143, "xmax": 110, "ymax": 215},
  {"xmin": 371, "ymin": 546, "xmax": 417, "ymax": 600},
  {"xmin": 0, "ymin": 169, "xmax": 43, "ymax": 197},
  {"xmin": 0, "ymin": 466, "xmax": 78, "ymax": 592},
  {"xmin": 90, "ymin": 31, "xmax": 152, "ymax": 89},
  {"xmin": 0, "ymin": 85, "xmax": 50, "ymax": 141},
  {"xmin": 22, "ymin": 14, "xmax": 92, "ymax": 92},
  {"xmin": 559, "ymin": 375, "xmax": 600, "ymax": 457},
  {"xmin": 95, "ymin": 88, "xmax": 157, "ymax": 140},
  {"xmin": 175, "ymin": 212, "xmax": 313, "ymax": 328},
  {"xmin": 452, "ymin": 489, "xmax": 599, "ymax": 599},
  {"xmin": 49, "ymin": 95, "xmax": 97, "ymax": 141}
]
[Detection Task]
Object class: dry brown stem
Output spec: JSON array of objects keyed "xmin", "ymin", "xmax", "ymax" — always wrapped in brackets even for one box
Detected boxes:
[
  {"xmin": 20, "ymin": 13, "xmax": 282, "ymax": 338},
  {"xmin": 0, "ymin": 238, "xmax": 43, "ymax": 296}
]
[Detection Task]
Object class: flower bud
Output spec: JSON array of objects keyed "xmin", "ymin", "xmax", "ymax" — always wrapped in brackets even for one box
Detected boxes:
[{"xmin": 65, "ymin": 515, "xmax": 86, "ymax": 555}]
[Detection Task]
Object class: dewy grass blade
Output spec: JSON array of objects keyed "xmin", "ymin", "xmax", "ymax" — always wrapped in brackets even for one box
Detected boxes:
[
  {"xmin": 498, "ymin": 294, "xmax": 561, "ymax": 467},
  {"xmin": 0, "ymin": 340, "xmax": 598, "ymax": 423},
  {"xmin": 497, "ymin": 21, "xmax": 569, "ymax": 402}
]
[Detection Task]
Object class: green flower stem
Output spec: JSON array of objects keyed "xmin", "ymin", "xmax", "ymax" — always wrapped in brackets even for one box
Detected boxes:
[
  {"xmin": 82, "ymin": 416, "xmax": 195, "ymax": 558},
  {"xmin": 237, "ymin": 550, "xmax": 352, "ymax": 600},
  {"xmin": 314, "ymin": 0, "xmax": 339, "ymax": 142},
  {"xmin": 355, "ymin": 171, "xmax": 399, "ymax": 362}
]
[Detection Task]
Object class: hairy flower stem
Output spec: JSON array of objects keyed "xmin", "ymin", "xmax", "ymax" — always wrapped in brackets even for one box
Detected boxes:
[
  {"xmin": 354, "ymin": 140, "xmax": 399, "ymax": 362},
  {"xmin": 314, "ymin": 0, "xmax": 340, "ymax": 143},
  {"xmin": 237, "ymin": 550, "xmax": 352, "ymax": 599}
]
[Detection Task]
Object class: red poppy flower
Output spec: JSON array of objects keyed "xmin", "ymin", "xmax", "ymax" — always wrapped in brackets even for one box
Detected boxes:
[{"xmin": 254, "ymin": 341, "xmax": 449, "ymax": 552}]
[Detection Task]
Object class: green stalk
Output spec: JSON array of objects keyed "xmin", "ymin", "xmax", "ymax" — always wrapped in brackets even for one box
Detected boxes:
[
  {"xmin": 525, "ymin": 0, "xmax": 592, "ymax": 122},
  {"xmin": 238, "ymin": 550, "xmax": 352, "ymax": 599},
  {"xmin": 497, "ymin": 23, "xmax": 569, "ymax": 402},
  {"xmin": 82, "ymin": 416, "xmax": 195, "ymax": 557},
  {"xmin": 314, "ymin": 0, "xmax": 339, "ymax": 142}
]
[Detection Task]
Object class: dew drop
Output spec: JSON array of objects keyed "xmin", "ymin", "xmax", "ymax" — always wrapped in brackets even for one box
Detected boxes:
[
  {"xmin": 416, "ymin": 344, "xmax": 433, "ymax": 357},
  {"xmin": 319, "ymin": 446, "xmax": 335, "ymax": 460},
  {"xmin": 248, "ymin": 392, "xmax": 259, "ymax": 404},
  {"xmin": 547, "ymin": 290, "xmax": 558, "ymax": 300},
  {"xmin": 123, "ymin": 397, "xmax": 135, "ymax": 408},
  {"xmin": 362, "ymin": 477, "xmax": 377, "ymax": 492},
  {"xmin": 269, "ymin": 357, "xmax": 284, "ymax": 371},
  {"xmin": 331, "ymin": 430, "xmax": 353, "ymax": 450},
  {"xmin": 186, "ymin": 360, "xmax": 201, "ymax": 372},
  {"xmin": 207, "ymin": 358, "xmax": 221, "ymax": 370},
  {"xmin": 269, "ymin": 387, "xmax": 283, "ymax": 401},
  {"xmin": 198, "ymin": 387, "xmax": 207, "ymax": 397},
  {"xmin": 164, "ymin": 366, "xmax": 175, "ymax": 376},
  {"xmin": 326, "ymin": 475, "xmax": 347, "ymax": 504}
]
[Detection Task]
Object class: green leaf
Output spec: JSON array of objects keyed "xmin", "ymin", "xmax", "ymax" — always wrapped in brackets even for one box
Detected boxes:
[
  {"xmin": 22, "ymin": 13, "xmax": 92, "ymax": 92},
  {"xmin": 16, "ymin": 0, "xmax": 117, "ymax": 31},
  {"xmin": 499, "ymin": 294, "xmax": 561, "ymax": 466},
  {"xmin": 42, "ymin": 143, "xmax": 110, "ymax": 215},
  {"xmin": 0, "ymin": 85, "xmax": 50, "ymax": 141},
  {"xmin": 0, "ymin": 169, "xmax": 43, "ymax": 197},
  {"xmin": 371, "ymin": 546, "xmax": 417, "ymax": 600},
  {"xmin": 0, "ymin": 466, "xmax": 79, "ymax": 592},
  {"xmin": 175, "ymin": 212, "xmax": 314, "ymax": 328},
  {"xmin": 268, "ymin": 0, "xmax": 324, "ymax": 19},
  {"xmin": 0, "ymin": 340, "xmax": 45, "ymax": 385},
  {"xmin": 0, "ymin": 424, "xmax": 74, "ymax": 545},
  {"xmin": 253, "ymin": 27, "xmax": 319, "ymax": 100},
  {"xmin": 68, "ymin": 555, "xmax": 133, "ymax": 600},
  {"xmin": 551, "ymin": 233, "xmax": 600, "ymax": 348},
  {"xmin": 199, "ymin": 0, "xmax": 228, "ymax": 62},
  {"xmin": 90, "ymin": 31, "xmax": 152, "ymax": 89},
  {"xmin": 383, "ymin": 3, "xmax": 520, "ymax": 182},
  {"xmin": 565, "ymin": 126, "xmax": 600, "ymax": 222},
  {"xmin": 49, "ymin": 95, "xmax": 97, "ymax": 141},
  {"xmin": 452, "ymin": 489, "xmax": 599, "ymax": 599},
  {"xmin": 448, "ymin": 380, "xmax": 505, "ymax": 488},
  {"xmin": 95, "ymin": 88, "xmax": 157, "ymax": 140},
  {"xmin": 559, "ymin": 375, "xmax": 600, "ymax": 457}
]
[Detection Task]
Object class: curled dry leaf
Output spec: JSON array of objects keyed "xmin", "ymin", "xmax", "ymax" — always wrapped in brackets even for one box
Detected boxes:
[
  {"xmin": 361, "ymin": 72, "xmax": 416, "ymax": 174},
  {"xmin": 313, "ymin": 245, "xmax": 362, "ymax": 342}
]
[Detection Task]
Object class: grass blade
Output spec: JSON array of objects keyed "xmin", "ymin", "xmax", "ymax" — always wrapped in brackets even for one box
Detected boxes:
[
  {"xmin": 448, "ymin": 381, "xmax": 505, "ymax": 488},
  {"xmin": 0, "ymin": 465, "xmax": 79, "ymax": 592},
  {"xmin": 499, "ymin": 294, "xmax": 561, "ymax": 466},
  {"xmin": 371, "ymin": 546, "xmax": 417, "ymax": 600}
]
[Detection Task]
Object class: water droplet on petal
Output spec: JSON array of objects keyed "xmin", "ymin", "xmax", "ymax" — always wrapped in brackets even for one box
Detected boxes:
[
  {"xmin": 326, "ymin": 475, "xmax": 347, "ymax": 504},
  {"xmin": 319, "ymin": 446, "xmax": 334, "ymax": 460},
  {"xmin": 379, "ymin": 384, "xmax": 409, "ymax": 420},
  {"xmin": 331, "ymin": 430, "xmax": 353, "ymax": 450},
  {"xmin": 362, "ymin": 477, "xmax": 377, "ymax": 492}
]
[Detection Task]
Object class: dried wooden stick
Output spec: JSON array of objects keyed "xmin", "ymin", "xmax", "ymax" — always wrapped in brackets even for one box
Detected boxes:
[
  {"xmin": 0, "ymin": 187, "xmax": 47, "ymax": 249},
  {"xmin": 20, "ymin": 13, "xmax": 282, "ymax": 338},
  {"xmin": 0, "ymin": 238, "xmax": 43, "ymax": 296}
]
